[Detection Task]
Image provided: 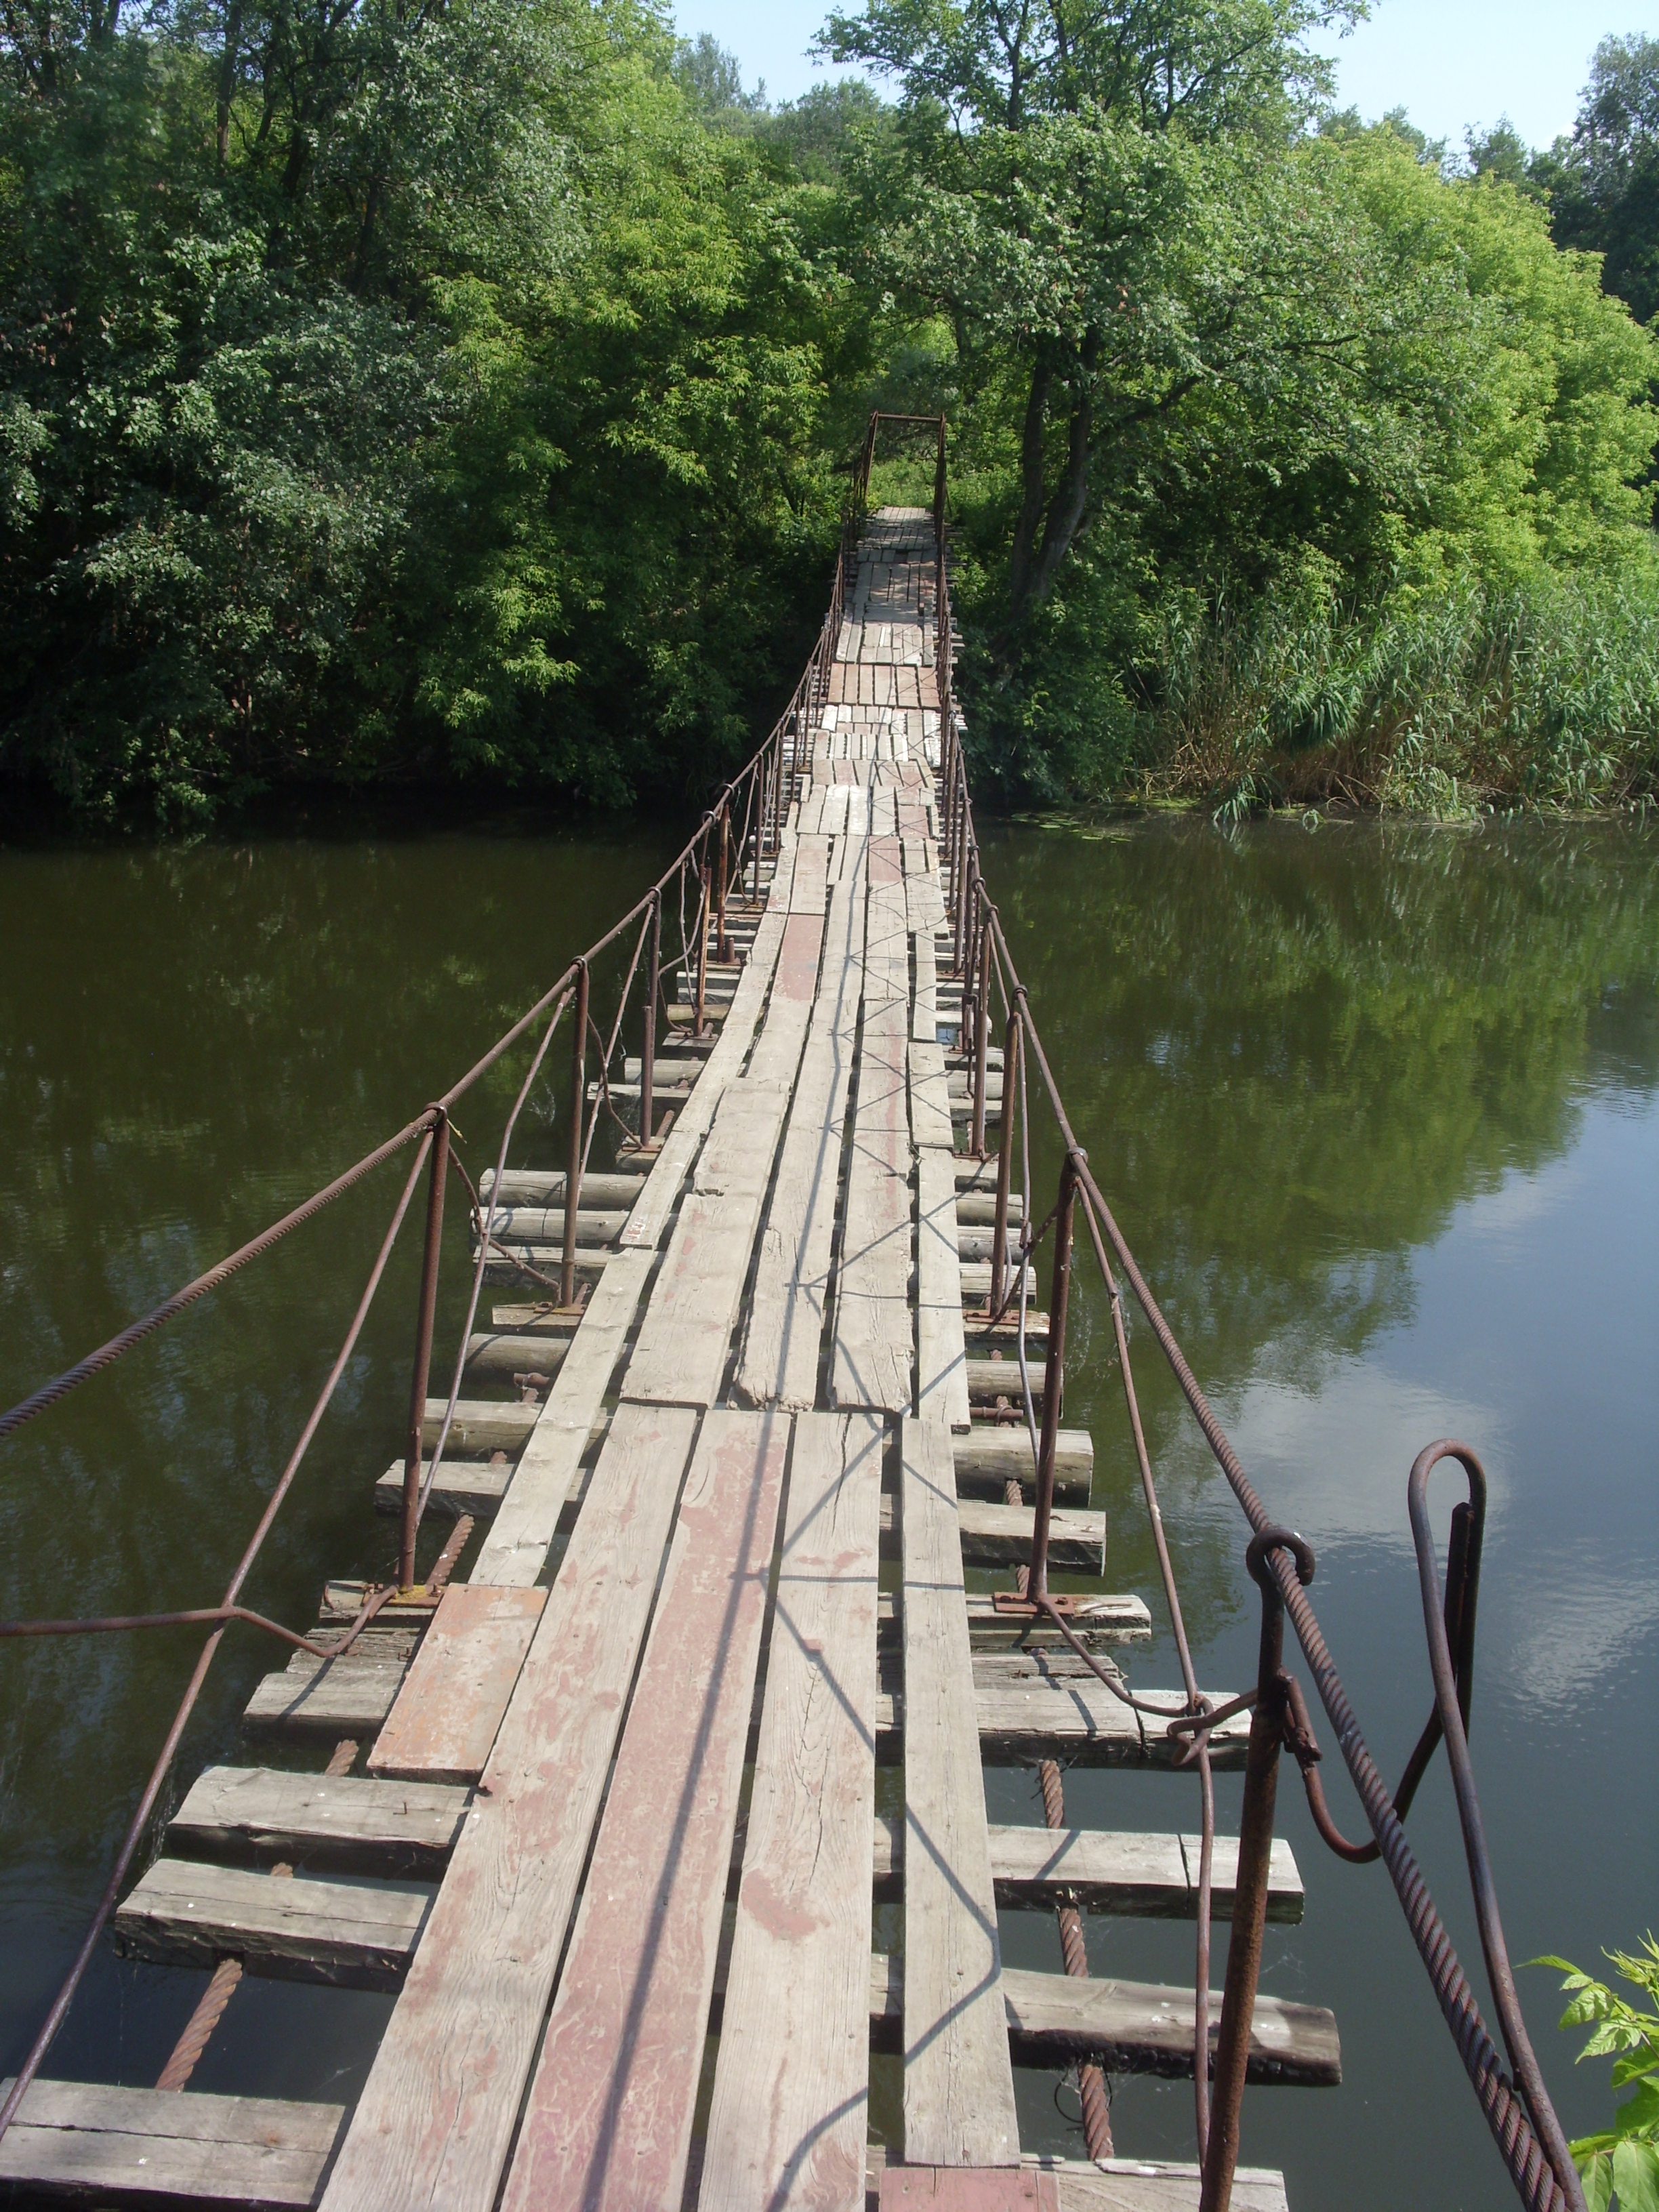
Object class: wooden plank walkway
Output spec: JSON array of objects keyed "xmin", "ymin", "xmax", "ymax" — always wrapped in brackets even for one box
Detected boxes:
[{"xmin": 5, "ymin": 508, "xmax": 1332, "ymax": 2212}]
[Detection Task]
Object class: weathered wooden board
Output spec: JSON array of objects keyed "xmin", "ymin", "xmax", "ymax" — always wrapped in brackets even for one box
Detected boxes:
[
  {"xmin": 623, "ymin": 1077, "xmax": 796, "ymax": 1406},
  {"xmin": 113, "ymin": 1860, "xmax": 429, "ymax": 1989},
  {"xmin": 916, "ymin": 1146, "xmax": 970, "ymax": 1431},
  {"xmin": 373, "ymin": 1458, "xmax": 513, "ymax": 1521},
  {"xmin": 998, "ymin": 1967, "xmax": 1340, "ymax": 2085},
  {"xmin": 866, "ymin": 2150, "xmax": 1288, "ymax": 2212},
  {"xmin": 243, "ymin": 1652, "xmax": 411, "ymax": 1740},
  {"xmin": 912, "ymin": 928, "xmax": 938, "ymax": 1044},
  {"xmin": 874, "ymin": 1492, "xmax": 1103, "ymax": 1568},
  {"xmin": 619, "ymin": 856, "xmax": 795, "ymax": 1254},
  {"xmin": 0, "ymin": 2078, "xmax": 346, "ymax": 2209},
  {"xmin": 416, "ymin": 1399, "xmax": 536, "ymax": 1455},
  {"xmin": 367, "ymin": 1585, "xmax": 545, "ymax": 1784},
  {"xmin": 985, "ymin": 1826, "xmax": 1301, "ymax": 1921},
  {"xmin": 470, "ymin": 1244, "xmax": 653, "ymax": 1586},
  {"xmin": 909, "ymin": 1038, "xmax": 954, "ymax": 1155},
  {"xmin": 479, "ymin": 1169, "xmax": 644, "ymax": 1208},
  {"xmin": 900, "ymin": 1416, "xmax": 1020, "ymax": 2167},
  {"xmin": 168, "ymin": 1765, "xmax": 469, "ymax": 1877},
  {"xmin": 700, "ymin": 1410, "xmax": 884, "ymax": 2209},
  {"xmin": 500, "ymin": 1410, "xmax": 791, "ymax": 2212},
  {"xmin": 735, "ymin": 865, "xmax": 863, "ymax": 1408},
  {"xmin": 318, "ymin": 1401, "xmax": 700, "ymax": 2212},
  {"xmin": 461, "ymin": 1332, "xmax": 570, "ymax": 1383},
  {"xmin": 952, "ymin": 1427, "xmax": 1090, "ymax": 1492},
  {"xmin": 832, "ymin": 995, "xmax": 913, "ymax": 1414}
]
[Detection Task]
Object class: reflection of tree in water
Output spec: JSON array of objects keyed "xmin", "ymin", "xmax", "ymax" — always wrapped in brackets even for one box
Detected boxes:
[{"xmin": 980, "ymin": 817, "xmax": 1659, "ymax": 1637}]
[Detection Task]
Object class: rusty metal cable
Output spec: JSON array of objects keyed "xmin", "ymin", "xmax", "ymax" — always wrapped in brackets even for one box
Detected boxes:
[{"xmin": 155, "ymin": 1957, "xmax": 243, "ymax": 2093}]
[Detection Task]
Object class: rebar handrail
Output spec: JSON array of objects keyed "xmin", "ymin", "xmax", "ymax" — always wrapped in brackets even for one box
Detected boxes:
[
  {"xmin": 927, "ymin": 453, "xmax": 1582, "ymax": 2209},
  {"xmin": 0, "ymin": 510, "xmax": 860, "ymax": 2147}
]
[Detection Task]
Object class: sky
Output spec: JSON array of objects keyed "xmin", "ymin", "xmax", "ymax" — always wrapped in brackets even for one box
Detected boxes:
[{"xmin": 669, "ymin": 0, "xmax": 1659, "ymax": 152}]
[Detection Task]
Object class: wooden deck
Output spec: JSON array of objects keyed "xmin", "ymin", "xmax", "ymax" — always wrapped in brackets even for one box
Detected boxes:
[{"xmin": 12, "ymin": 512, "xmax": 1333, "ymax": 2211}]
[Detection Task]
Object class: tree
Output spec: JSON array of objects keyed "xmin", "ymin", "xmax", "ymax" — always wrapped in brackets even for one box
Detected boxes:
[
  {"xmin": 1534, "ymin": 36, "xmax": 1659, "ymax": 325},
  {"xmin": 820, "ymin": 0, "xmax": 1361, "ymax": 621}
]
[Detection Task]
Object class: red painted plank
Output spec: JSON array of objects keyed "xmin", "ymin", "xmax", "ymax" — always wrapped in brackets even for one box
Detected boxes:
[
  {"xmin": 499, "ymin": 1410, "xmax": 792, "ymax": 2212},
  {"xmin": 777, "ymin": 912, "xmax": 826, "ymax": 1001},
  {"xmin": 880, "ymin": 2173, "xmax": 1060, "ymax": 2211},
  {"xmin": 367, "ymin": 1585, "xmax": 544, "ymax": 1784}
]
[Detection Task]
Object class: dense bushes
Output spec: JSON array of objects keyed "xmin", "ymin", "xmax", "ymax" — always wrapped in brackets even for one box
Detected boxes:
[{"xmin": 2, "ymin": 0, "xmax": 1658, "ymax": 819}]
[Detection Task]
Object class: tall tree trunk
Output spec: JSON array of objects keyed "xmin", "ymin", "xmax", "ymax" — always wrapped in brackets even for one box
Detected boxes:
[
  {"xmin": 216, "ymin": 0, "xmax": 243, "ymax": 165},
  {"xmin": 1022, "ymin": 333, "xmax": 1098, "ymax": 613},
  {"xmin": 1008, "ymin": 352, "xmax": 1052, "ymax": 618}
]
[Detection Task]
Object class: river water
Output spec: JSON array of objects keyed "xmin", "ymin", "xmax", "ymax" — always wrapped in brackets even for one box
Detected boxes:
[{"xmin": 1, "ymin": 812, "xmax": 1654, "ymax": 2208}]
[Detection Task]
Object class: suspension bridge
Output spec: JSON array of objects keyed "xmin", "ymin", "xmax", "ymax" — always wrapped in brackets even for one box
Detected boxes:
[{"xmin": 0, "ymin": 419, "xmax": 1584, "ymax": 2212}]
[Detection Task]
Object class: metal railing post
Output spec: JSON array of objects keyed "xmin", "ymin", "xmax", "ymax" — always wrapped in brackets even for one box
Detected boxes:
[
  {"xmin": 398, "ymin": 1110, "xmax": 450, "ymax": 1589},
  {"xmin": 640, "ymin": 895, "xmax": 660, "ymax": 1153},
  {"xmin": 715, "ymin": 802, "xmax": 731, "ymax": 962},
  {"xmin": 1029, "ymin": 1148, "xmax": 1080, "ymax": 1599},
  {"xmin": 933, "ymin": 418, "xmax": 947, "ymax": 550},
  {"xmin": 561, "ymin": 961, "xmax": 588, "ymax": 1307},
  {"xmin": 970, "ymin": 909, "xmax": 991, "ymax": 1158},
  {"xmin": 693, "ymin": 842, "xmax": 711, "ymax": 1038},
  {"xmin": 1200, "ymin": 1528, "xmax": 1314, "ymax": 2212},
  {"xmin": 991, "ymin": 1008, "xmax": 1021, "ymax": 1307}
]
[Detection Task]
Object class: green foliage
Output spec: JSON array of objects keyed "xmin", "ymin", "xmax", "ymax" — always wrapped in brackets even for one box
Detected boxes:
[
  {"xmin": 1534, "ymin": 1940, "xmax": 1659, "ymax": 2212},
  {"xmin": 3, "ymin": 0, "xmax": 1659, "ymax": 819}
]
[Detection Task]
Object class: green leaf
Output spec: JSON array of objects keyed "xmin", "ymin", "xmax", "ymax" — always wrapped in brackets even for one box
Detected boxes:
[
  {"xmin": 1612, "ymin": 2140, "xmax": 1659, "ymax": 2212},
  {"xmin": 1580, "ymin": 2148, "xmax": 1614, "ymax": 2212},
  {"xmin": 1613, "ymin": 2079, "xmax": 1659, "ymax": 2138}
]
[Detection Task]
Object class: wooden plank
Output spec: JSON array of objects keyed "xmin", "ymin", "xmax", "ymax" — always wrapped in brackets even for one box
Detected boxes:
[
  {"xmin": 954, "ymin": 1427, "xmax": 1091, "ymax": 1494},
  {"xmin": 1041, "ymin": 2158, "xmax": 1288, "ymax": 2212},
  {"xmin": 168, "ymin": 1765, "xmax": 468, "ymax": 1877},
  {"xmin": 900, "ymin": 1415, "xmax": 1019, "ymax": 2167},
  {"xmin": 619, "ymin": 855, "xmax": 795, "ymax": 1254},
  {"xmin": 113, "ymin": 1860, "xmax": 428, "ymax": 1990},
  {"xmin": 912, "ymin": 928, "xmax": 937, "ymax": 1044},
  {"xmin": 374, "ymin": 1458, "xmax": 512, "ymax": 1521},
  {"xmin": 462, "ymin": 1332, "xmax": 570, "ymax": 1382},
  {"xmin": 479, "ymin": 1170, "xmax": 644, "ymax": 1208},
  {"xmin": 623, "ymin": 1077, "xmax": 796, "ymax": 1407},
  {"xmin": 998, "ymin": 1967, "xmax": 1340, "ymax": 2086},
  {"xmin": 957, "ymin": 1592, "xmax": 1150, "ymax": 1643},
  {"xmin": 916, "ymin": 1147, "xmax": 970, "ymax": 1430},
  {"xmin": 832, "ymin": 996, "xmax": 913, "ymax": 1414},
  {"xmin": 985, "ymin": 1827, "xmax": 1303, "ymax": 1922},
  {"xmin": 500, "ymin": 1410, "xmax": 791, "ymax": 2212},
  {"xmin": 736, "ymin": 868, "xmax": 863, "ymax": 1409},
  {"xmin": 872, "ymin": 1820, "xmax": 1300, "ymax": 1921},
  {"xmin": 701, "ymin": 1411, "xmax": 884, "ymax": 2209},
  {"xmin": 470, "ymin": 1244, "xmax": 653, "ymax": 1585},
  {"xmin": 319, "ymin": 1401, "xmax": 701, "ymax": 2212},
  {"xmin": 792, "ymin": 834, "xmax": 832, "ymax": 914},
  {"xmin": 909, "ymin": 1039, "xmax": 954, "ymax": 1154},
  {"xmin": 417, "ymin": 1399, "xmax": 536, "ymax": 1454},
  {"xmin": 873, "ymin": 1493, "xmax": 1102, "ymax": 1568},
  {"xmin": 367, "ymin": 1585, "xmax": 545, "ymax": 1784},
  {"xmin": 951, "ymin": 1447, "xmax": 1086, "ymax": 1507},
  {"xmin": 972, "ymin": 1680, "xmax": 1250, "ymax": 1768},
  {"xmin": 865, "ymin": 2150, "xmax": 1288, "ymax": 2212},
  {"xmin": 244, "ymin": 1654, "xmax": 410, "ymax": 1739},
  {"xmin": 0, "ymin": 2078, "xmax": 346, "ymax": 2209}
]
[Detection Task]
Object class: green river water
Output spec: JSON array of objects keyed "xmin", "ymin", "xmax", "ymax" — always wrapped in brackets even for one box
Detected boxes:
[{"xmin": 1, "ymin": 811, "xmax": 1655, "ymax": 2209}]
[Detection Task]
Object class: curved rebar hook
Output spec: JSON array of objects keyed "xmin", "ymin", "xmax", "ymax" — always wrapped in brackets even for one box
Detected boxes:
[{"xmin": 1408, "ymin": 1443, "xmax": 1581, "ymax": 2208}]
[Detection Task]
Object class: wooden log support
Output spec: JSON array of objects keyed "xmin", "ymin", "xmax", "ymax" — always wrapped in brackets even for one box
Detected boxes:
[
  {"xmin": 0, "ymin": 2079, "xmax": 348, "ymax": 2208},
  {"xmin": 167, "ymin": 1766, "xmax": 470, "ymax": 1878}
]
